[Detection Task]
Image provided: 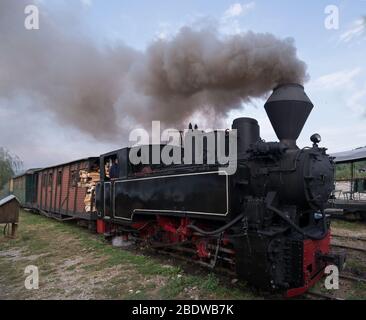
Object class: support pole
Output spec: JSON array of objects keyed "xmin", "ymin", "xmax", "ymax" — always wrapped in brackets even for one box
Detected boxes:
[
  {"xmin": 11, "ymin": 223, "xmax": 18, "ymax": 238},
  {"xmin": 351, "ymin": 162, "xmax": 354, "ymax": 200}
]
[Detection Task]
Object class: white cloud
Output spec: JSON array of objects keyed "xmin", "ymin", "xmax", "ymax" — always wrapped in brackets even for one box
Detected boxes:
[
  {"xmin": 220, "ymin": 2, "xmax": 255, "ymax": 35},
  {"xmin": 340, "ymin": 17, "xmax": 366, "ymax": 43},
  {"xmin": 223, "ymin": 2, "xmax": 255, "ymax": 19},
  {"xmin": 309, "ymin": 68, "xmax": 366, "ymax": 117},
  {"xmin": 80, "ymin": 0, "xmax": 92, "ymax": 7},
  {"xmin": 315, "ymin": 123, "xmax": 366, "ymax": 153},
  {"xmin": 310, "ymin": 68, "xmax": 362, "ymax": 90},
  {"xmin": 348, "ymin": 84, "xmax": 366, "ymax": 115}
]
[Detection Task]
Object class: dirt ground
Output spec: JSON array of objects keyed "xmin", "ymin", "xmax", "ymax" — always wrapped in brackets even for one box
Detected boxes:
[{"xmin": 0, "ymin": 211, "xmax": 366, "ymax": 300}]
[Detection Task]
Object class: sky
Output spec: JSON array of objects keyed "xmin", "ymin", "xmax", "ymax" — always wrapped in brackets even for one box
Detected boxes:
[{"xmin": 0, "ymin": 0, "xmax": 366, "ymax": 170}]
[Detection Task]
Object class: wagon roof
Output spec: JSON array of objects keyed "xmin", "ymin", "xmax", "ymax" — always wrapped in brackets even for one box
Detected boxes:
[
  {"xmin": 0, "ymin": 195, "xmax": 19, "ymax": 207},
  {"xmin": 12, "ymin": 168, "xmax": 42, "ymax": 179},
  {"xmin": 331, "ymin": 146, "xmax": 366, "ymax": 164},
  {"xmin": 36, "ymin": 157, "xmax": 99, "ymax": 172}
]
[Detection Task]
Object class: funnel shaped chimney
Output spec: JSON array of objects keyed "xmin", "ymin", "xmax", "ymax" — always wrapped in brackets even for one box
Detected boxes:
[{"xmin": 264, "ymin": 84, "xmax": 313, "ymax": 148}]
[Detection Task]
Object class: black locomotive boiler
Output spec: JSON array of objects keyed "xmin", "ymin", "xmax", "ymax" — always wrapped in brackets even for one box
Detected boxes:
[{"xmin": 95, "ymin": 84, "xmax": 341, "ymax": 297}]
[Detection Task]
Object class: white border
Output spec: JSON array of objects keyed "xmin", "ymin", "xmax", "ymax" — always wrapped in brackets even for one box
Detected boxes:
[
  {"xmin": 111, "ymin": 171, "xmax": 229, "ymax": 221},
  {"xmin": 96, "ymin": 182, "xmax": 102, "ymax": 217},
  {"xmin": 103, "ymin": 182, "xmax": 112, "ymax": 218}
]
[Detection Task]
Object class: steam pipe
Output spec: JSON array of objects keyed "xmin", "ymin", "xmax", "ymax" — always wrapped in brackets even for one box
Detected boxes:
[
  {"xmin": 187, "ymin": 212, "xmax": 246, "ymax": 236},
  {"xmin": 266, "ymin": 204, "xmax": 328, "ymax": 240}
]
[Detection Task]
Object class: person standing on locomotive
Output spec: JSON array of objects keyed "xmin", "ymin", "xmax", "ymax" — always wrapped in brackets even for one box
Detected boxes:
[{"xmin": 109, "ymin": 158, "xmax": 120, "ymax": 179}]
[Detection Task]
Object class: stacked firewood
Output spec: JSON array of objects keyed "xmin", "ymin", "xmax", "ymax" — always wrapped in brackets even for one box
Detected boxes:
[
  {"xmin": 79, "ymin": 170, "xmax": 100, "ymax": 213},
  {"xmin": 104, "ymin": 164, "xmax": 110, "ymax": 179}
]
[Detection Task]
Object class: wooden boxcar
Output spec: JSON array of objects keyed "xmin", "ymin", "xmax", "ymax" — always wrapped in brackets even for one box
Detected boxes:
[
  {"xmin": 12, "ymin": 174, "xmax": 26, "ymax": 205},
  {"xmin": 12, "ymin": 169, "xmax": 41, "ymax": 208},
  {"xmin": 36, "ymin": 158, "xmax": 99, "ymax": 221},
  {"xmin": 25, "ymin": 169, "xmax": 40, "ymax": 208}
]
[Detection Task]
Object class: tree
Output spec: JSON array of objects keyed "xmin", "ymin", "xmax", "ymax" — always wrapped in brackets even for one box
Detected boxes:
[{"xmin": 0, "ymin": 147, "xmax": 23, "ymax": 189}]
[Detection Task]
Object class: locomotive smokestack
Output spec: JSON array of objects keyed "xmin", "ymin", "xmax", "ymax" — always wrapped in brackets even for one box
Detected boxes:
[
  {"xmin": 264, "ymin": 84, "xmax": 313, "ymax": 148},
  {"xmin": 232, "ymin": 118, "xmax": 260, "ymax": 158}
]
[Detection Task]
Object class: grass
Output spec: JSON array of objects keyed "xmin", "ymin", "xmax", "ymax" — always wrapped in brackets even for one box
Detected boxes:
[
  {"xmin": 346, "ymin": 282, "xmax": 366, "ymax": 300},
  {"xmin": 0, "ymin": 210, "xmax": 257, "ymax": 300},
  {"xmin": 160, "ymin": 272, "xmax": 255, "ymax": 300},
  {"xmin": 346, "ymin": 259, "xmax": 366, "ymax": 274},
  {"xmin": 2, "ymin": 211, "xmax": 366, "ymax": 300}
]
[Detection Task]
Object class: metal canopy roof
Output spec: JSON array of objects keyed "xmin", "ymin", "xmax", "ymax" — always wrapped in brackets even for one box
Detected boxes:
[
  {"xmin": 331, "ymin": 147, "xmax": 366, "ymax": 164},
  {"xmin": 0, "ymin": 195, "xmax": 19, "ymax": 207}
]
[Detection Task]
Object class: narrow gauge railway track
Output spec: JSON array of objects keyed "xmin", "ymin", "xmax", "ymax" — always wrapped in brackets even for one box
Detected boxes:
[
  {"xmin": 298, "ymin": 275, "xmax": 366, "ymax": 300},
  {"xmin": 106, "ymin": 227, "xmax": 366, "ymax": 300},
  {"xmin": 331, "ymin": 234, "xmax": 366, "ymax": 253},
  {"xmin": 130, "ymin": 239, "xmax": 365, "ymax": 300},
  {"xmin": 135, "ymin": 237, "xmax": 366, "ymax": 300},
  {"xmin": 332, "ymin": 234, "xmax": 366, "ymax": 242},
  {"xmin": 149, "ymin": 243, "xmax": 237, "ymax": 274},
  {"xmin": 152, "ymin": 245, "xmax": 355, "ymax": 300},
  {"xmin": 328, "ymin": 211, "xmax": 366, "ymax": 223},
  {"xmin": 153, "ymin": 245, "xmax": 366, "ymax": 281},
  {"xmin": 329, "ymin": 214, "xmax": 362, "ymax": 223},
  {"xmin": 340, "ymin": 274, "xmax": 366, "ymax": 283},
  {"xmin": 126, "ymin": 233, "xmax": 237, "ymax": 272},
  {"xmin": 304, "ymin": 291, "xmax": 344, "ymax": 300},
  {"xmin": 331, "ymin": 243, "xmax": 366, "ymax": 253}
]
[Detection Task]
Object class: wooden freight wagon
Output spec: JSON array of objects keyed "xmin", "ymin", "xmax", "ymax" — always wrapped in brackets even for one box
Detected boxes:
[
  {"xmin": 12, "ymin": 174, "xmax": 26, "ymax": 205},
  {"xmin": 36, "ymin": 158, "xmax": 99, "ymax": 222},
  {"xmin": 26, "ymin": 169, "xmax": 40, "ymax": 209},
  {"xmin": 12, "ymin": 169, "xmax": 41, "ymax": 208}
]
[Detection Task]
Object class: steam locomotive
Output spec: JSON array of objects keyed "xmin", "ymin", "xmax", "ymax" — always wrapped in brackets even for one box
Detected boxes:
[
  {"xmin": 13, "ymin": 84, "xmax": 342, "ymax": 297},
  {"xmin": 94, "ymin": 84, "xmax": 341, "ymax": 297}
]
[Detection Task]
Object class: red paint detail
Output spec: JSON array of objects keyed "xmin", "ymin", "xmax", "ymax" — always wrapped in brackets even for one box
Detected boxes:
[
  {"xmin": 132, "ymin": 221, "xmax": 156, "ymax": 239},
  {"xmin": 177, "ymin": 217, "xmax": 190, "ymax": 239},
  {"xmin": 286, "ymin": 269, "xmax": 324, "ymax": 297},
  {"xmin": 131, "ymin": 216, "xmax": 192, "ymax": 243},
  {"xmin": 96, "ymin": 220, "xmax": 106, "ymax": 234},
  {"xmin": 196, "ymin": 240, "xmax": 210, "ymax": 258},
  {"xmin": 285, "ymin": 231, "xmax": 331, "ymax": 298},
  {"xmin": 222, "ymin": 234, "xmax": 230, "ymax": 246},
  {"xmin": 156, "ymin": 216, "xmax": 191, "ymax": 243},
  {"xmin": 158, "ymin": 216, "xmax": 178, "ymax": 234},
  {"xmin": 131, "ymin": 222, "xmax": 148, "ymax": 230}
]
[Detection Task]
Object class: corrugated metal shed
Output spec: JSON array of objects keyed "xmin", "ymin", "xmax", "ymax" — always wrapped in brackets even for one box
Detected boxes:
[{"xmin": 331, "ymin": 147, "xmax": 366, "ymax": 164}]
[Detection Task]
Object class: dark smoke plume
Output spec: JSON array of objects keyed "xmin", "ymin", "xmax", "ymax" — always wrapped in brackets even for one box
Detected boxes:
[{"xmin": 0, "ymin": 0, "xmax": 308, "ymax": 140}]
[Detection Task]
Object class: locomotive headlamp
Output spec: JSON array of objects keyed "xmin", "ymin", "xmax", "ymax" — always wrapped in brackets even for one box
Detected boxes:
[{"xmin": 310, "ymin": 133, "xmax": 321, "ymax": 145}]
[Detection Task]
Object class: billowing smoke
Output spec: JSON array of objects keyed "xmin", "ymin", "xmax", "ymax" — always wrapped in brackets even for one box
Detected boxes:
[
  {"xmin": 137, "ymin": 27, "xmax": 308, "ymax": 127},
  {"xmin": 0, "ymin": 0, "xmax": 308, "ymax": 141}
]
